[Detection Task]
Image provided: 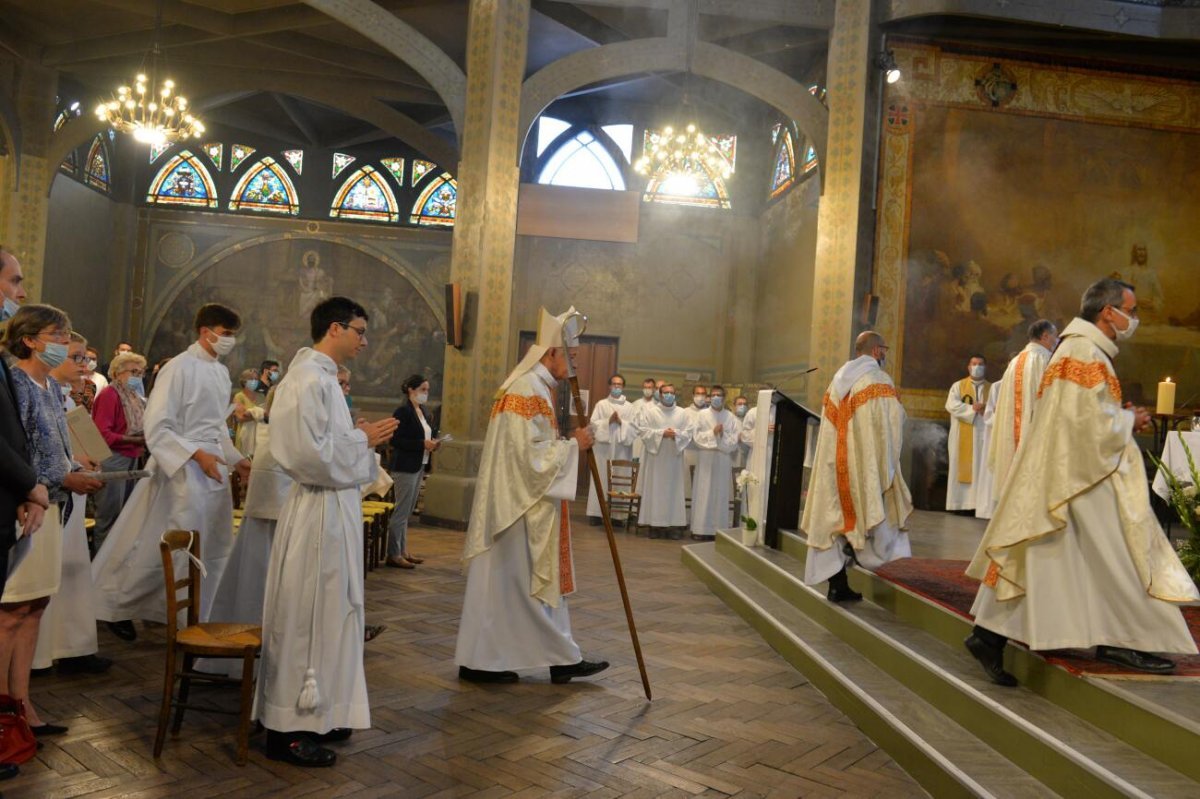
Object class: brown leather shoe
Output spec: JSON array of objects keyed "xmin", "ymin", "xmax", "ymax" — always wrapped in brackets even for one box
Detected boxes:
[
  {"xmin": 403, "ymin": 554, "xmax": 424, "ymax": 564},
  {"xmin": 386, "ymin": 556, "xmax": 415, "ymax": 569}
]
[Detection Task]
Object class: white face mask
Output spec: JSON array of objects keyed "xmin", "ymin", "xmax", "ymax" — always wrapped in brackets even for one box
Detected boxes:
[
  {"xmin": 1111, "ymin": 307, "xmax": 1139, "ymax": 341},
  {"xmin": 969, "ymin": 364, "xmax": 985, "ymax": 380},
  {"xmin": 208, "ymin": 332, "xmax": 237, "ymax": 357},
  {"xmin": 415, "ymin": 392, "xmax": 429, "ymax": 404},
  {"xmin": 642, "ymin": 387, "xmax": 653, "ymax": 399}
]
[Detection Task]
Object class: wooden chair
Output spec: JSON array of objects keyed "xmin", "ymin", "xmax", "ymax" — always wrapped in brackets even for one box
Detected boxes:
[
  {"xmin": 606, "ymin": 459, "xmax": 642, "ymax": 533},
  {"xmin": 155, "ymin": 530, "xmax": 262, "ymax": 766}
]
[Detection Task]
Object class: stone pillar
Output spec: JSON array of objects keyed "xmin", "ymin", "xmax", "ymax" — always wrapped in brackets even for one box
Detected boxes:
[
  {"xmin": 807, "ymin": 0, "xmax": 879, "ymax": 405},
  {"xmin": 422, "ymin": 0, "xmax": 530, "ymax": 528}
]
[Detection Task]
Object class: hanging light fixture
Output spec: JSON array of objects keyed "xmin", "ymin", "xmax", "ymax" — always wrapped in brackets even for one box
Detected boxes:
[{"xmin": 94, "ymin": 0, "xmax": 204, "ymax": 145}]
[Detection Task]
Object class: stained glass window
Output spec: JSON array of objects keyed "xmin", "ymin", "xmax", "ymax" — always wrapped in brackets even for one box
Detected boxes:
[
  {"xmin": 283, "ymin": 149, "xmax": 304, "ymax": 175},
  {"xmin": 230, "ymin": 144, "xmax": 255, "ymax": 171},
  {"xmin": 85, "ymin": 136, "xmax": 110, "ymax": 192},
  {"xmin": 538, "ymin": 131, "xmax": 625, "ymax": 190},
  {"xmin": 149, "ymin": 142, "xmax": 170, "ymax": 163},
  {"xmin": 203, "ymin": 142, "xmax": 224, "ymax": 170},
  {"xmin": 769, "ymin": 127, "xmax": 796, "ymax": 199},
  {"xmin": 641, "ymin": 129, "xmax": 736, "ymax": 175},
  {"xmin": 410, "ymin": 174, "xmax": 456, "ymax": 226},
  {"xmin": 146, "ymin": 150, "xmax": 218, "ymax": 208},
  {"xmin": 380, "ymin": 157, "xmax": 405, "ymax": 185},
  {"xmin": 229, "ymin": 157, "xmax": 299, "ymax": 215},
  {"xmin": 59, "ymin": 150, "xmax": 77, "ymax": 175},
  {"xmin": 53, "ymin": 110, "xmax": 69, "ymax": 132},
  {"xmin": 803, "ymin": 143, "xmax": 818, "ymax": 173},
  {"xmin": 809, "ymin": 84, "xmax": 828, "ymax": 106},
  {"xmin": 332, "ymin": 152, "xmax": 355, "ymax": 179},
  {"xmin": 536, "ymin": 117, "xmax": 571, "ymax": 156},
  {"xmin": 771, "ymin": 122, "xmax": 783, "ymax": 145},
  {"xmin": 329, "ymin": 166, "xmax": 398, "ymax": 223},
  {"xmin": 411, "ymin": 159, "xmax": 436, "ymax": 185}
]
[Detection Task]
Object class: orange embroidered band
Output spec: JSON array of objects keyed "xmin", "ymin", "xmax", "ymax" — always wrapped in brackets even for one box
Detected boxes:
[
  {"xmin": 1012, "ymin": 351, "xmax": 1029, "ymax": 447},
  {"xmin": 822, "ymin": 383, "xmax": 899, "ymax": 532},
  {"xmin": 1037, "ymin": 357, "xmax": 1121, "ymax": 403},
  {"xmin": 491, "ymin": 393, "xmax": 556, "ymax": 425}
]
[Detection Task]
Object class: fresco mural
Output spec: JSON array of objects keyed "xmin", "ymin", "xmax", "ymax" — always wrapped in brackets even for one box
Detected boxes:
[{"xmin": 146, "ymin": 239, "xmax": 446, "ymax": 403}]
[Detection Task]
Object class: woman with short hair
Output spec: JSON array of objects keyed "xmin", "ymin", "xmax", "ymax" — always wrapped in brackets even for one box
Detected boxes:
[{"xmin": 90, "ymin": 350, "xmax": 148, "ymax": 552}]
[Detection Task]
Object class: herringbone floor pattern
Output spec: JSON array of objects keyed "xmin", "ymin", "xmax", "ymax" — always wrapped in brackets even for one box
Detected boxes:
[{"xmin": 12, "ymin": 516, "xmax": 924, "ymax": 798}]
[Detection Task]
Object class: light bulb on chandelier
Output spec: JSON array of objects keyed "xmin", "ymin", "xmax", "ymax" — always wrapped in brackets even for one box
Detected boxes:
[{"xmin": 633, "ymin": 120, "xmax": 731, "ymax": 181}]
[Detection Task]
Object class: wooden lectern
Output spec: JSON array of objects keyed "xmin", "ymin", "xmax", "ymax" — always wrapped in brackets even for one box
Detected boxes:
[{"xmin": 762, "ymin": 391, "xmax": 820, "ymax": 549}]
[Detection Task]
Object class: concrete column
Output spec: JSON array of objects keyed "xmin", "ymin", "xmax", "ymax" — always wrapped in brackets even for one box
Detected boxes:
[
  {"xmin": 0, "ymin": 64, "xmax": 56, "ymax": 300},
  {"xmin": 423, "ymin": 0, "xmax": 531, "ymax": 527}
]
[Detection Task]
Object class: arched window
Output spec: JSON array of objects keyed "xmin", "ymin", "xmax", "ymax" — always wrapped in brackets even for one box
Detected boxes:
[
  {"xmin": 148, "ymin": 142, "xmax": 170, "ymax": 164},
  {"xmin": 536, "ymin": 116, "xmax": 571, "ymax": 156},
  {"xmin": 380, "ymin": 157, "xmax": 405, "ymax": 185},
  {"xmin": 640, "ymin": 127, "xmax": 734, "ymax": 209},
  {"xmin": 537, "ymin": 131, "xmax": 626, "ymax": 190},
  {"xmin": 59, "ymin": 150, "xmax": 78, "ymax": 176},
  {"xmin": 769, "ymin": 123, "xmax": 796, "ymax": 199},
  {"xmin": 229, "ymin": 157, "xmax": 299, "ymax": 215},
  {"xmin": 203, "ymin": 142, "xmax": 224, "ymax": 170},
  {"xmin": 146, "ymin": 150, "xmax": 219, "ymax": 208},
  {"xmin": 230, "ymin": 143, "xmax": 255, "ymax": 171},
  {"xmin": 411, "ymin": 159, "xmax": 436, "ymax": 185},
  {"xmin": 332, "ymin": 152, "xmax": 355, "ymax": 179},
  {"xmin": 802, "ymin": 143, "xmax": 818, "ymax": 173},
  {"xmin": 330, "ymin": 166, "xmax": 399, "ymax": 223},
  {"xmin": 282, "ymin": 149, "xmax": 304, "ymax": 175},
  {"xmin": 410, "ymin": 173, "xmax": 457, "ymax": 226},
  {"xmin": 84, "ymin": 136, "xmax": 110, "ymax": 193}
]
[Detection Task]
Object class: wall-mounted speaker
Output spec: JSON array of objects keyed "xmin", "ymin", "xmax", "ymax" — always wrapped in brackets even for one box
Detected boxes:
[{"xmin": 445, "ymin": 282, "xmax": 465, "ymax": 349}]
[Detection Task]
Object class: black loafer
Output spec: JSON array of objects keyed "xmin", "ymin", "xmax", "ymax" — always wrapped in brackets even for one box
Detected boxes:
[
  {"xmin": 826, "ymin": 568, "xmax": 863, "ymax": 603},
  {"xmin": 1095, "ymin": 646, "xmax": 1175, "ymax": 674},
  {"xmin": 58, "ymin": 654, "xmax": 114, "ymax": 674},
  {"xmin": 964, "ymin": 633, "xmax": 1018, "ymax": 687},
  {"xmin": 265, "ymin": 732, "xmax": 336, "ymax": 767},
  {"xmin": 550, "ymin": 659, "xmax": 609, "ymax": 684},
  {"xmin": 31, "ymin": 723, "xmax": 69, "ymax": 736},
  {"xmin": 106, "ymin": 621, "xmax": 137, "ymax": 641},
  {"xmin": 313, "ymin": 728, "xmax": 353, "ymax": 743},
  {"xmin": 458, "ymin": 666, "xmax": 518, "ymax": 684},
  {"xmin": 0, "ymin": 762, "xmax": 18, "ymax": 781}
]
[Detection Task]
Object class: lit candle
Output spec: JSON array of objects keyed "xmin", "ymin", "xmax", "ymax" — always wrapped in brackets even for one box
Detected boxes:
[{"xmin": 1158, "ymin": 377, "xmax": 1176, "ymax": 416}]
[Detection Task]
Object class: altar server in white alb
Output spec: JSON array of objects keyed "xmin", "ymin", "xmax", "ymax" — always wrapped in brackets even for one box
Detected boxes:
[
  {"xmin": 455, "ymin": 306, "xmax": 608, "ymax": 686},
  {"xmin": 255, "ymin": 297, "xmax": 397, "ymax": 767},
  {"xmin": 966, "ymin": 280, "xmax": 1199, "ymax": 686},
  {"xmin": 981, "ymin": 320, "xmax": 1057, "ymax": 521},
  {"xmin": 91, "ymin": 304, "xmax": 250, "ymax": 640},
  {"xmin": 635, "ymin": 383, "xmax": 694, "ymax": 538},
  {"xmin": 945, "ymin": 355, "xmax": 991, "ymax": 513},
  {"xmin": 689, "ymin": 385, "xmax": 740, "ymax": 539},
  {"xmin": 628, "ymin": 377, "xmax": 657, "ymax": 464},
  {"xmin": 802, "ymin": 332, "xmax": 912, "ymax": 602},
  {"xmin": 731, "ymin": 395, "xmax": 751, "ymax": 468},
  {"xmin": 586, "ymin": 373, "xmax": 637, "ymax": 524}
]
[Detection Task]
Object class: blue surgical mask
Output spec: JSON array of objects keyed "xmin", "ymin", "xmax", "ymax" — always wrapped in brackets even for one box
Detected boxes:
[
  {"xmin": 126, "ymin": 376, "xmax": 144, "ymax": 396},
  {"xmin": 661, "ymin": 393, "xmax": 676, "ymax": 407},
  {"xmin": 0, "ymin": 296, "xmax": 18, "ymax": 321},
  {"xmin": 610, "ymin": 386, "xmax": 623, "ymax": 399},
  {"xmin": 35, "ymin": 341, "xmax": 69, "ymax": 369},
  {"xmin": 267, "ymin": 371, "xmax": 280, "ymax": 384},
  {"xmin": 710, "ymin": 396, "xmax": 724, "ymax": 411},
  {"xmin": 245, "ymin": 378, "xmax": 261, "ymax": 391},
  {"xmin": 735, "ymin": 404, "xmax": 748, "ymax": 418}
]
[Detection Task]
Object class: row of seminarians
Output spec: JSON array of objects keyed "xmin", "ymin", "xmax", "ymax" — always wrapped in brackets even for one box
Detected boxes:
[{"xmin": 803, "ymin": 277, "xmax": 1199, "ymax": 686}]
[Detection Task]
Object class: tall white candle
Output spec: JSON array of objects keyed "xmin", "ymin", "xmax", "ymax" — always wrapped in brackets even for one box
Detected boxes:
[{"xmin": 1158, "ymin": 378, "xmax": 1176, "ymax": 416}]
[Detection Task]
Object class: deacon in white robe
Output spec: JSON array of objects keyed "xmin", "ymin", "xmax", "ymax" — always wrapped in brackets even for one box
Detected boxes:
[
  {"xmin": 681, "ymin": 387, "xmax": 707, "ymax": 513},
  {"xmin": 690, "ymin": 389, "xmax": 740, "ymax": 538},
  {"xmin": 945, "ymin": 357, "xmax": 991, "ymax": 512},
  {"xmin": 636, "ymin": 384, "xmax": 693, "ymax": 535},
  {"xmin": 802, "ymin": 333, "xmax": 913, "ymax": 601},
  {"xmin": 92, "ymin": 306, "xmax": 250, "ymax": 629},
  {"xmin": 732, "ymin": 396, "xmax": 751, "ymax": 469},
  {"xmin": 455, "ymin": 306, "xmax": 608, "ymax": 686},
  {"xmin": 586, "ymin": 375, "xmax": 637, "ymax": 521},
  {"xmin": 255, "ymin": 298, "xmax": 398, "ymax": 767},
  {"xmin": 966, "ymin": 281, "xmax": 1199, "ymax": 686},
  {"xmin": 628, "ymin": 378, "xmax": 657, "ymax": 465},
  {"xmin": 980, "ymin": 321, "xmax": 1057, "ymax": 519},
  {"xmin": 972, "ymin": 382, "xmax": 1000, "ymax": 520}
]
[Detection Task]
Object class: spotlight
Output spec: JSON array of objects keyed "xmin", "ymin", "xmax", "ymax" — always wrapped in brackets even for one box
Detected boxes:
[{"xmin": 876, "ymin": 49, "xmax": 901, "ymax": 84}]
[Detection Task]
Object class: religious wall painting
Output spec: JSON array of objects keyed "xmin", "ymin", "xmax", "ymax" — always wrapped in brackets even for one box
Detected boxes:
[
  {"xmin": 146, "ymin": 150, "xmax": 219, "ymax": 208},
  {"xmin": 228, "ymin": 157, "xmax": 299, "ymax": 215},
  {"xmin": 146, "ymin": 240, "xmax": 447, "ymax": 405}
]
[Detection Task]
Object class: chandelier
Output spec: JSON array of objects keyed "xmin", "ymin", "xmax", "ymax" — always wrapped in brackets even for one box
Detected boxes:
[
  {"xmin": 93, "ymin": 1, "xmax": 204, "ymax": 145},
  {"xmin": 633, "ymin": 123, "xmax": 731, "ymax": 181}
]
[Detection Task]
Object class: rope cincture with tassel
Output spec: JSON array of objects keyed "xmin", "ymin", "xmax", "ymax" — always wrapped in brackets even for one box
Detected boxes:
[{"xmin": 297, "ymin": 494, "xmax": 326, "ymax": 711}]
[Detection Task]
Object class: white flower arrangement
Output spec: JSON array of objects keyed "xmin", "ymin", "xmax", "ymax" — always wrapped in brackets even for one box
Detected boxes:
[{"xmin": 735, "ymin": 470, "xmax": 761, "ymax": 531}]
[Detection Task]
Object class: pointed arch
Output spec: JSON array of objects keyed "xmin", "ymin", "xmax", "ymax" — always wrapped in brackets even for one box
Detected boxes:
[
  {"xmin": 330, "ymin": 165, "xmax": 399, "ymax": 223},
  {"xmin": 769, "ymin": 123, "xmax": 797, "ymax": 199},
  {"xmin": 229, "ymin": 157, "xmax": 299, "ymax": 215},
  {"xmin": 644, "ymin": 160, "xmax": 730, "ymax": 210},
  {"xmin": 410, "ymin": 173, "xmax": 457, "ymax": 226},
  {"xmin": 146, "ymin": 150, "xmax": 219, "ymax": 208},
  {"xmin": 84, "ymin": 135, "xmax": 110, "ymax": 193},
  {"xmin": 537, "ymin": 130, "xmax": 626, "ymax": 190}
]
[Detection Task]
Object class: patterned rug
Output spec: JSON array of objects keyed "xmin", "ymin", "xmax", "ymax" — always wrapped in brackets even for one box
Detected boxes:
[{"xmin": 874, "ymin": 558, "xmax": 1200, "ymax": 679}]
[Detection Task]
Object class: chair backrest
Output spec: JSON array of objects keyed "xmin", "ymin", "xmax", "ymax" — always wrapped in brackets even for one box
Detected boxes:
[
  {"xmin": 608, "ymin": 459, "xmax": 639, "ymax": 494},
  {"xmin": 159, "ymin": 530, "xmax": 202, "ymax": 639}
]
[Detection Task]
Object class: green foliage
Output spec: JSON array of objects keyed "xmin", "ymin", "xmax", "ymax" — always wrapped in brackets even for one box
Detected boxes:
[{"xmin": 1148, "ymin": 438, "xmax": 1200, "ymax": 586}]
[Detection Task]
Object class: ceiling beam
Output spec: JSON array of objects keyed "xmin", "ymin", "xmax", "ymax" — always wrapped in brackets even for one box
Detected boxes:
[
  {"xmin": 88, "ymin": 0, "xmax": 236, "ymax": 36},
  {"xmin": 202, "ymin": 106, "xmax": 310, "ymax": 144},
  {"xmin": 326, "ymin": 128, "xmax": 396, "ymax": 149},
  {"xmin": 271, "ymin": 92, "xmax": 322, "ymax": 148},
  {"xmin": 247, "ymin": 31, "xmax": 436, "ymax": 94},
  {"xmin": 540, "ymin": 0, "xmax": 834, "ymax": 28},
  {"xmin": 191, "ymin": 90, "xmax": 261, "ymax": 113}
]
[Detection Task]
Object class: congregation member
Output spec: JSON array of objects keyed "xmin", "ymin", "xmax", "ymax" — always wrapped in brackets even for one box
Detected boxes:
[
  {"xmin": 255, "ymin": 297, "xmax": 398, "ymax": 766},
  {"xmin": 732, "ymin": 395, "xmax": 750, "ymax": 468},
  {"xmin": 636, "ymin": 382, "xmax": 692, "ymax": 539},
  {"xmin": 965, "ymin": 280, "xmax": 1199, "ymax": 686},
  {"xmin": 586, "ymin": 373, "xmax": 637, "ymax": 525},
  {"xmin": 232, "ymin": 368, "xmax": 266, "ymax": 458},
  {"xmin": 92, "ymin": 303, "xmax": 250, "ymax": 641},
  {"xmin": 83, "ymin": 345, "xmax": 107, "ymax": 392},
  {"xmin": 978, "ymin": 320, "xmax": 1057, "ymax": 520},
  {"xmin": 802, "ymin": 332, "xmax": 912, "ymax": 602},
  {"xmin": 90, "ymin": 350, "xmax": 148, "ymax": 551},
  {"xmin": 689, "ymin": 385, "xmax": 739, "ymax": 540},
  {"xmin": 454, "ymin": 307, "xmax": 607, "ymax": 687},
  {"xmin": 385, "ymin": 374, "xmax": 439, "ymax": 569},
  {"xmin": 945, "ymin": 355, "xmax": 991, "ymax": 514},
  {"xmin": 33, "ymin": 332, "xmax": 110, "ymax": 675},
  {"xmin": 256, "ymin": 359, "xmax": 281, "ymax": 397},
  {"xmin": 0, "ymin": 305, "xmax": 102, "ymax": 736}
]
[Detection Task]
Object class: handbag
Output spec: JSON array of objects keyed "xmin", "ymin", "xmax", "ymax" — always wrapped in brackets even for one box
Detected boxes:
[{"xmin": 0, "ymin": 693, "xmax": 38, "ymax": 764}]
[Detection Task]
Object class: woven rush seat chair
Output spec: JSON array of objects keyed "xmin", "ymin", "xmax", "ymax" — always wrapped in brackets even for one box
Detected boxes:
[{"xmin": 606, "ymin": 459, "xmax": 642, "ymax": 533}]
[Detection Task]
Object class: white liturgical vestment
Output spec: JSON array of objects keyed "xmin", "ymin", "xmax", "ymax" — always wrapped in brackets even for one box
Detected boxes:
[
  {"xmin": 636, "ymin": 403, "xmax": 693, "ymax": 527},
  {"xmin": 690, "ymin": 406, "xmax": 739, "ymax": 536},
  {"xmin": 968, "ymin": 319, "xmax": 1199, "ymax": 653},
  {"xmin": 973, "ymin": 384, "xmax": 1000, "ymax": 520},
  {"xmin": 945, "ymin": 376, "xmax": 991, "ymax": 511},
  {"xmin": 92, "ymin": 342, "xmax": 242, "ymax": 624},
  {"xmin": 254, "ymin": 347, "xmax": 378, "ymax": 734},
  {"xmin": 586, "ymin": 393, "xmax": 636, "ymax": 518},
  {"xmin": 984, "ymin": 341, "xmax": 1052, "ymax": 518}
]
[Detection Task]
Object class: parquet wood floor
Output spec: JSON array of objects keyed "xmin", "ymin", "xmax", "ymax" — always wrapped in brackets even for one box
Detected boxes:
[{"xmin": 11, "ymin": 515, "xmax": 924, "ymax": 798}]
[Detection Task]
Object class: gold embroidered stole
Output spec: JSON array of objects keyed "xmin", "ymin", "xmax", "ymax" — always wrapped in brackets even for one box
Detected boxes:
[{"xmin": 956, "ymin": 377, "xmax": 988, "ymax": 484}]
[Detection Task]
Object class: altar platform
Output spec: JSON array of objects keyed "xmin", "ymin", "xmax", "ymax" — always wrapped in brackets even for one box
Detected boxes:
[{"xmin": 683, "ymin": 510, "xmax": 1200, "ymax": 798}]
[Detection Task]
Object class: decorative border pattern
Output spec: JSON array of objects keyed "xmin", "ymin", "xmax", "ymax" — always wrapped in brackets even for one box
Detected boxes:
[
  {"xmin": 823, "ymin": 382, "xmax": 900, "ymax": 532},
  {"xmin": 1038, "ymin": 357, "xmax": 1122, "ymax": 403},
  {"xmin": 490, "ymin": 392, "xmax": 555, "ymax": 425}
]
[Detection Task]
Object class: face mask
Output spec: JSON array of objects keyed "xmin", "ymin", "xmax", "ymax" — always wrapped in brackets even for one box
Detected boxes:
[
  {"xmin": 208, "ymin": 332, "xmax": 237, "ymax": 357},
  {"xmin": 85, "ymin": 358, "xmax": 97, "ymax": 371},
  {"xmin": 642, "ymin": 387, "xmax": 653, "ymax": 399},
  {"xmin": 267, "ymin": 371, "xmax": 279, "ymax": 384},
  {"xmin": 969, "ymin": 364, "xmax": 985, "ymax": 380},
  {"xmin": 876, "ymin": 350, "xmax": 886, "ymax": 368},
  {"xmin": 1111, "ymin": 307, "xmax": 1139, "ymax": 341},
  {"xmin": 245, "ymin": 379, "xmax": 260, "ymax": 391},
  {"xmin": 415, "ymin": 392, "xmax": 429, "ymax": 404},
  {"xmin": 35, "ymin": 341, "xmax": 69, "ymax": 369},
  {"xmin": 126, "ymin": 376, "xmax": 145, "ymax": 396},
  {"xmin": 735, "ymin": 404, "xmax": 748, "ymax": 418},
  {"xmin": 653, "ymin": 389, "xmax": 662, "ymax": 403},
  {"xmin": 693, "ymin": 396, "xmax": 707, "ymax": 408},
  {"xmin": 0, "ymin": 296, "xmax": 18, "ymax": 321},
  {"xmin": 610, "ymin": 386, "xmax": 623, "ymax": 399},
  {"xmin": 710, "ymin": 396, "xmax": 724, "ymax": 411},
  {"xmin": 661, "ymin": 393, "xmax": 676, "ymax": 407}
]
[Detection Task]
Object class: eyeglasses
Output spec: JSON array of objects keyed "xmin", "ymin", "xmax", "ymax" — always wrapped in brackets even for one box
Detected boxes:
[
  {"xmin": 38, "ymin": 329, "xmax": 70, "ymax": 343},
  {"xmin": 335, "ymin": 321, "xmax": 368, "ymax": 338},
  {"xmin": 67, "ymin": 355, "xmax": 90, "ymax": 365}
]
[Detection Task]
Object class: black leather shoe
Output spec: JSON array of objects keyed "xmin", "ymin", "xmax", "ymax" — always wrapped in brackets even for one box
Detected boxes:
[
  {"xmin": 964, "ymin": 632, "xmax": 1018, "ymax": 687},
  {"xmin": 106, "ymin": 621, "xmax": 137, "ymax": 641},
  {"xmin": 1095, "ymin": 646, "xmax": 1175, "ymax": 674},
  {"xmin": 31, "ymin": 723, "xmax": 69, "ymax": 736},
  {"xmin": 550, "ymin": 659, "xmax": 609, "ymax": 684},
  {"xmin": 58, "ymin": 654, "xmax": 114, "ymax": 674},
  {"xmin": 313, "ymin": 728, "xmax": 353, "ymax": 743},
  {"xmin": 826, "ymin": 568, "xmax": 862, "ymax": 603},
  {"xmin": 0, "ymin": 762, "xmax": 18, "ymax": 780},
  {"xmin": 458, "ymin": 666, "xmax": 518, "ymax": 684},
  {"xmin": 265, "ymin": 731, "xmax": 336, "ymax": 767}
]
